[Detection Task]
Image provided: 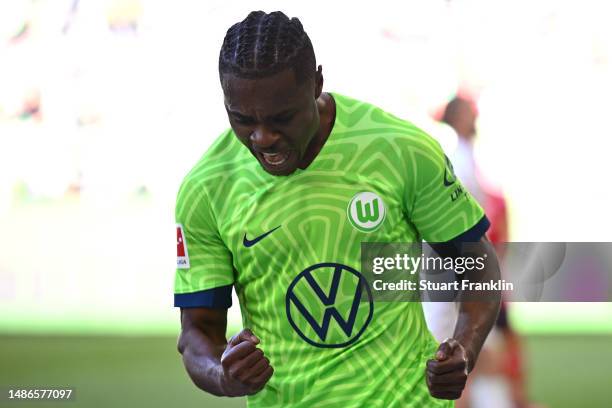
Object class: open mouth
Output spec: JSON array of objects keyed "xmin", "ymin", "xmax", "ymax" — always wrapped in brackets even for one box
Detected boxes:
[{"xmin": 261, "ymin": 151, "xmax": 290, "ymax": 167}]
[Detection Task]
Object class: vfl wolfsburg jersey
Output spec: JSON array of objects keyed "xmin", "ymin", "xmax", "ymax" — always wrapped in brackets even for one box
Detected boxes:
[{"xmin": 174, "ymin": 93, "xmax": 488, "ymax": 407}]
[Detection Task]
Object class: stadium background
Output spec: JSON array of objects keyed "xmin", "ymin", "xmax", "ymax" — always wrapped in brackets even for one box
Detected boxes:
[{"xmin": 1, "ymin": 0, "xmax": 610, "ymax": 407}]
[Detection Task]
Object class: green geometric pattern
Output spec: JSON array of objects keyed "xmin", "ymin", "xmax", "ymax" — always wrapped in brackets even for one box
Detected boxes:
[{"xmin": 175, "ymin": 93, "xmax": 484, "ymax": 407}]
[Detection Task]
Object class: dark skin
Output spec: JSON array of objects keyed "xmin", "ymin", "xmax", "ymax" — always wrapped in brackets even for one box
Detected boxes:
[
  {"xmin": 177, "ymin": 66, "xmax": 335, "ymax": 396},
  {"xmin": 222, "ymin": 66, "xmax": 336, "ymax": 176},
  {"xmin": 178, "ymin": 66, "xmax": 501, "ymax": 400},
  {"xmin": 426, "ymin": 235, "xmax": 501, "ymax": 399},
  {"xmin": 177, "ymin": 308, "xmax": 272, "ymax": 396}
]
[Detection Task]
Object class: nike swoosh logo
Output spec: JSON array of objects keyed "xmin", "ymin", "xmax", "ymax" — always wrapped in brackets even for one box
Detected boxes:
[{"xmin": 243, "ymin": 225, "xmax": 281, "ymax": 248}]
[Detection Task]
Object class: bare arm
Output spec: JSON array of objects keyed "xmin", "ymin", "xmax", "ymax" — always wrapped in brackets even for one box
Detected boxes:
[
  {"xmin": 452, "ymin": 236, "xmax": 501, "ymax": 372},
  {"xmin": 177, "ymin": 308, "xmax": 273, "ymax": 397},
  {"xmin": 177, "ymin": 308, "xmax": 228, "ymax": 395},
  {"xmin": 426, "ymin": 236, "xmax": 501, "ymax": 399}
]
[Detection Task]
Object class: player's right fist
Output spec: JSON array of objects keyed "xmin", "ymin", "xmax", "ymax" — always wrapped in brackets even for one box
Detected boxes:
[{"xmin": 220, "ymin": 328, "xmax": 274, "ymax": 396}]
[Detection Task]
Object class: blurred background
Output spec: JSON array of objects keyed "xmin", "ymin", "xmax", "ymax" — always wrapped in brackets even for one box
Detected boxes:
[{"xmin": 1, "ymin": 0, "xmax": 611, "ymax": 407}]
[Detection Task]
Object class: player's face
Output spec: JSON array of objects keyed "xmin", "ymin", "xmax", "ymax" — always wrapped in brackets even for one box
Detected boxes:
[{"xmin": 222, "ymin": 68, "xmax": 323, "ymax": 176}]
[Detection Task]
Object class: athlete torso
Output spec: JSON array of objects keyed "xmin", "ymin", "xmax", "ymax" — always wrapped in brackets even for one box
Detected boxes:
[{"xmin": 175, "ymin": 93, "xmax": 486, "ymax": 407}]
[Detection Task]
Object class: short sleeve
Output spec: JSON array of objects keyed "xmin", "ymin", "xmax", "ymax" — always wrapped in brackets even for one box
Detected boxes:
[
  {"xmin": 407, "ymin": 134, "xmax": 489, "ymax": 243},
  {"xmin": 174, "ymin": 177, "xmax": 234, "ymax": 308}
]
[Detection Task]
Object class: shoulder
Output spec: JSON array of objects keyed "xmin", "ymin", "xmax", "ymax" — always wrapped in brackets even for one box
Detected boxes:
[
  {"xmin": 176, "ymin": 128, "xmax": 249, "ymax": 207},
  {"xmin": 331, "ymin": 92, "xmax": 443, "ymax": 156}
]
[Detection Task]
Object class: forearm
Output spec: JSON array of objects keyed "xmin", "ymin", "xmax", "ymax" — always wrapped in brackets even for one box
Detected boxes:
[
  {"xmin": 454, "ymin": 300, "xmax": 500, "ymax": 372},
  {"xmin": 453, "ymin": 241, "xmax": 501, "ymax": 372},
  {"xmin": 178, "ymin": 327, "xmax": 228, "ymax": 396}
]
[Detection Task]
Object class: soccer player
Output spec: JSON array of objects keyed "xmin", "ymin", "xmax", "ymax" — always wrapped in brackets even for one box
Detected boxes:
[{"xmin": 175, "ymin": 11, "xmax": 501, "ymax": 407}]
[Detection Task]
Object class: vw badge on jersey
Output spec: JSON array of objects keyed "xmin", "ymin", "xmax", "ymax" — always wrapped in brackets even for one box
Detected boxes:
[{"xmin": 286, "ymin": 263, "xmax": 374, "ymax": 348}]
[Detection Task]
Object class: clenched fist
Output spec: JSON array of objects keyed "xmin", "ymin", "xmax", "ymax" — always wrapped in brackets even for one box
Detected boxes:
[
  {"xmin": 220, "ymin": 328, "xmax": 274, "ymax": 396},
  {"xmin": 426, "ymin": 338, "xmax": 471, "ymax": 400}
]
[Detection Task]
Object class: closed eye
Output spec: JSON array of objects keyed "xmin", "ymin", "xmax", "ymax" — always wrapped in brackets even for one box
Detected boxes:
[
  {"xmin": 273, "ymin": 111, "xmax": 296, "ymax": 124},
  {"xmin": 231, "ymin": 113, "xmax": 255, "ymax": 125}
]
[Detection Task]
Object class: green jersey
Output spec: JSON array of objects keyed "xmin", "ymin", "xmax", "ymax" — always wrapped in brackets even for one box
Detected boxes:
[{"xmin": 174, "ymin": 93, "xmax": 488, "ymax": 407}]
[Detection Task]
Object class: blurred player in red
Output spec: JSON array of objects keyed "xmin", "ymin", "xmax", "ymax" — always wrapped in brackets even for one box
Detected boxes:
[{"xmin": 428, "ymin": 96, "xmax": 538, "ymax": 408}]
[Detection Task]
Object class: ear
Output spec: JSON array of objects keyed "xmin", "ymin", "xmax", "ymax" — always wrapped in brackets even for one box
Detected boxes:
[
  {"xmin": 314, "ymin": 65, "xmax": 323, "ymax": 99},
  {"xmin": 220, "ymin": 72, "xmax": 231, "ymax": 99}
]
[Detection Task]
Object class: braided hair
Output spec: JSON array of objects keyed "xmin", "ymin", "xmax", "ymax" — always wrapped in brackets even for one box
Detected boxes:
[{"xmin": 219, "ymin": 11, "xmax": 316, "ymax": 85}]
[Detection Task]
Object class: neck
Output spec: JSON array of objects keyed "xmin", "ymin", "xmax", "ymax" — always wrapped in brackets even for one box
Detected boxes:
[{"xmin": 298, "ymin": 93, "xmax": 336, "ymax": 169}]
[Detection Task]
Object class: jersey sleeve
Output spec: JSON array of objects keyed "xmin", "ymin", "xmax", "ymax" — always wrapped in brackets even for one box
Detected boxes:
[
  {"xmin": 174, "ymin": 176, "xmax": 234, "ymax": 308},
  {"xmin": 406, "ymin": 133, "xmax": 489, "ymax": 243}
]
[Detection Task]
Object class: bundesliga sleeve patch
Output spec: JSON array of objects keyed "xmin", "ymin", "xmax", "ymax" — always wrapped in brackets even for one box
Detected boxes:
[{"xmin": 176, "ymin": 224, "xmax": 190, "ymax": 269}]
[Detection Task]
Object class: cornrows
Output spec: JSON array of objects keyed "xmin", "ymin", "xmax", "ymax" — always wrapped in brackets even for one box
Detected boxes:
[{"xmin": 219, "ymin": 11, "xmax": 316, "ymax": 84}]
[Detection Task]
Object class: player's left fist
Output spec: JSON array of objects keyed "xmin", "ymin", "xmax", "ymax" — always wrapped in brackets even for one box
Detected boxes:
[{"xmin": 426, "ymin": 338, "xmax": 471, "ymax": 400}]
